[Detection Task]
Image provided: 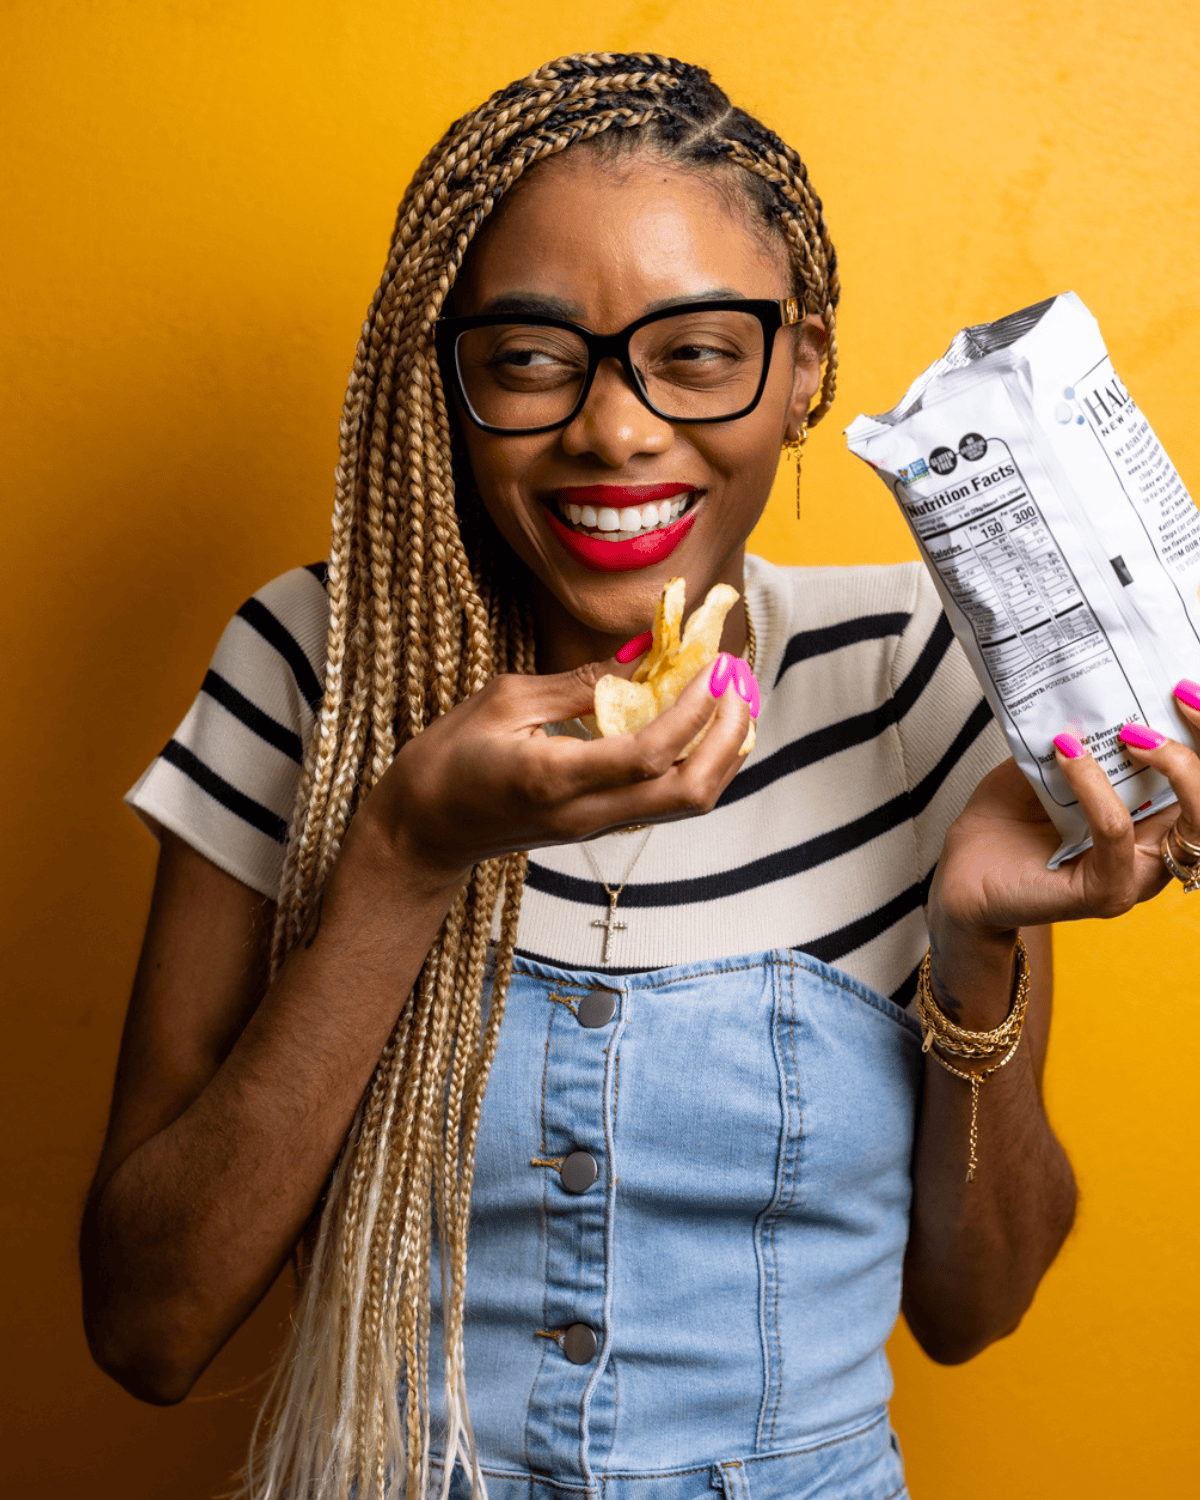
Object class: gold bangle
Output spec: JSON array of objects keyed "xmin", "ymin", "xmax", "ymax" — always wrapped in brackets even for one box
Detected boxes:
[{"xmin": 916, "ymin": 936, "xmax": 1030, "ymax": 1183}]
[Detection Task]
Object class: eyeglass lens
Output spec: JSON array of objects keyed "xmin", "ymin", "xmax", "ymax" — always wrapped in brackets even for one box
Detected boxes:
[{"xmin": 454, "ymin": 309, "xmax": 769, "ymax": 430}]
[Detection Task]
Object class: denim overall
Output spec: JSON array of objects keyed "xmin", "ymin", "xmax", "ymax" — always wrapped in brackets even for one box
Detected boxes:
[{"xmin": 431, "ymin": 948, "xmax": 922, "ymax": 1500}]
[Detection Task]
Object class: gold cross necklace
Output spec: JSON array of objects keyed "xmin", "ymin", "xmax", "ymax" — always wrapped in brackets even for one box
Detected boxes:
[
  {"xmin": 578, "ymin": 598, "xmax": 756, "ymax": 965},
  {"xmin": 581, "ymin": 826, "xmax": 654, "ymax": 964}
]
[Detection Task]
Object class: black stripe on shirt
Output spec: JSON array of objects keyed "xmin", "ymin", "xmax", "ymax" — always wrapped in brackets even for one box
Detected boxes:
[
  {"xmin": 305, "ymin": 560, "xmax": 329, "ymax": 589},
  {"xmin": 796, "ymin": 877, "xmax": 928, "ymax": 967},
  {"xmin": 160, "ymin": 739, "xmax": 289, "ymax": 843},
  {"xmin": 889, "ymin": 961, "xmax": 922, "ymax": 1009},
  {"xmin": 236, "ymin": 597, "xmax": 323, "ymax": 713},
  {"xmin": 718, "ymin": 611, "xmax": 958, "ymax": 809},
  {"xmin": 515, "ymin": 866, "xmax": 939, "ymax": 987},
  {"xmin": 200, "ymin": 670, "xmax": 304, "ymax": 762},
  {"xmin": 907, "ymin": 697, "xmax": 994, "ymax": 817},
  {"xmin": 511, "ymin": 944, "xmax": 655, "ymax": 977},
  {"xmin": 524, "ymin": 788, "xmax": 905, "ymax": 907},
  {"xmin": 773, "ymin": 611, "xmax": 911, "ymax": 687},
  {"xmin": 524, "ymin": 695, "xmax": 992, "ymax": 911}
]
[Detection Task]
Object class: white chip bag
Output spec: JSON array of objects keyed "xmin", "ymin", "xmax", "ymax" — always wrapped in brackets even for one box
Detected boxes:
[{"xmin": 846, "ymin": 291, "xmax": 1200, "ymax": 867}]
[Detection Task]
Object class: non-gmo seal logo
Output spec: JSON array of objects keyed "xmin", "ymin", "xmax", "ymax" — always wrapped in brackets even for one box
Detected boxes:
[
  {"xmin": 929, "ymin": 446, "xmax": 957, "ymax": 476},
  {"xmin": 896, "ymin": 457, "xmax": 930, "ymax": 485},
  {"xmin": 958, "ymin": 432, "xmax": 988, "ymax": 462}
]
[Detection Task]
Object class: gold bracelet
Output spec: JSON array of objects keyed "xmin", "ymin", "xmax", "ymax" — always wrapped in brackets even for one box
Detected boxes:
[{"xmin": 915, "ymin": 937, "xmax": 1030, "ymax": 1183}]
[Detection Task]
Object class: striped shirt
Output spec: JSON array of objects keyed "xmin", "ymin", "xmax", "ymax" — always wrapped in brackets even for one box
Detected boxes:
[{"xmin": 126, "ymin": 554, "xmax": 1008, "ymax": 1006}]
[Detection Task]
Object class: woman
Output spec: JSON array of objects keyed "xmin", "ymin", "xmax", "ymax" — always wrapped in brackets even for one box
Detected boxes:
[{"xmin": 81, "ymin": 52, "xmax": 1200, "ymax": 1500}]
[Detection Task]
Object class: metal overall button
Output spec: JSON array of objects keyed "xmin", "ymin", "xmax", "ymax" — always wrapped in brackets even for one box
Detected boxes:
[
  {"xmin": 563, "ymin": 1323, "xmax": 598, "ymax": 1364},
  {"xmin": 577, "ymin": 988, "xmax": 617, "ymax": 1028},
  {"xmin": 560, "ymin": 1150, "xmax": 599, "ymax": 1194}
]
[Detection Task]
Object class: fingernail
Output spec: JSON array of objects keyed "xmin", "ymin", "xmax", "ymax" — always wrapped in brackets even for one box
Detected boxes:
[
  {"xmin": 1119, "ymin": 722, "xmax": 1166, "ymax": 750},
  {"xmin": 709, "ymin": 652, "xmax": 735, "ymax": 698},
  {"xmin": 1053, "ymin": 732, "xmax": 1087, "ymax": 759},
  {"xmin": 616, "ymin": 630, "xmax": 654, "ymax": 664},
  {"xmin": 732, "ymin": 658, "xmax": 761, "ymax": 719},
  {"xmin": 1174, "ymin": 679, "xmax": 1200, "ymax": 712}
]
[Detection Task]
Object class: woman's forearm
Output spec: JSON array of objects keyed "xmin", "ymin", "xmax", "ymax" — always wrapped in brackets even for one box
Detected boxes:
[
  {"xmin": 902, "ymin": 922, "xmax": 1076, "ymax": 1364},
  {"xmin": 80, "ymin": 813, "xmax": 466, "ymax": 1404}
]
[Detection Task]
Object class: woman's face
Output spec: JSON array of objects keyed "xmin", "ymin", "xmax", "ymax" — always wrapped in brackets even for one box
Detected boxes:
[{"xmin": 451, "ymin": 149, "xmax": 824, "ymax": 671}]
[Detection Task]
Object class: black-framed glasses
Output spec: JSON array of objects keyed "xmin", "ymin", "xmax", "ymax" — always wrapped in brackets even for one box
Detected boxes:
[{"xmin": 436, "ymin": 297, "xmax": 803, "ymax": 435}]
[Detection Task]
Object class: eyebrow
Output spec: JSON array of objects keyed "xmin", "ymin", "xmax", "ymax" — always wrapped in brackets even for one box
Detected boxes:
[
  {"xmin": 476, "ymin": 293, "xmax": 586, "ymax": 319},
  {"xmin": 474, "ymin": 286, "xmax": 751, "ymax": 321},
  {"xmin": 643, "ymin": 287, "xmax": 747, "ymax": 313}
]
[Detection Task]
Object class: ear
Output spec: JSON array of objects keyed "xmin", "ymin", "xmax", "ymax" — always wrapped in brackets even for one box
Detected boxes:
[{"xmin": 783, "ymin": 313, "xmax": 826, "ymax": 439}]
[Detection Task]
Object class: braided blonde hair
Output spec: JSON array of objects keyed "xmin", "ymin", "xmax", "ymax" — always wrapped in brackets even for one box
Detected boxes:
[{"xmin": 245, "ymin": 52, "xmax": 839, "ymax": 1500}]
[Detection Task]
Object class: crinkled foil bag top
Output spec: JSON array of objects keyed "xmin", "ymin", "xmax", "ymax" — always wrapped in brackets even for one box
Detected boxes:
[{"xmin": 846, "ymin": 292, "xmax": 1200, "ymax": 867}]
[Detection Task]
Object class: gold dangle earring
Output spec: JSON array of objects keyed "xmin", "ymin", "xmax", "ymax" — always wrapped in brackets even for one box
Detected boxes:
[{"xmin": 783, "ymin": 422, "xmax": 808, "ymax": 520}]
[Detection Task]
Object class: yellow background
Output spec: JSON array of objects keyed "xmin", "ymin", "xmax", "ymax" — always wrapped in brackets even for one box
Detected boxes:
[{"xmin": 3, "ymin": 2, "xmax": 1198, "ymax": 1494}]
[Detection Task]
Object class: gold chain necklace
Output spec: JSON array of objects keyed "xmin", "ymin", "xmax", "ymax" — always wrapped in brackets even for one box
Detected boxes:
[{"xmin": 743, "ymin": 596, "xmax": 757, "ymax": 674}]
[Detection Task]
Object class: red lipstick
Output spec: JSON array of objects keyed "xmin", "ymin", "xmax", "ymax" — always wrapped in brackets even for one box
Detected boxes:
[{"xmin": 546, "ymin": 506, "xmax": 698, "ymax": 572}]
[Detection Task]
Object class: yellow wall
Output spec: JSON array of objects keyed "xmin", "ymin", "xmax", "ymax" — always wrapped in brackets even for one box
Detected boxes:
[{"xmin": 4, "ymin": 2, "xmax": 1197, "ymax": 1494}]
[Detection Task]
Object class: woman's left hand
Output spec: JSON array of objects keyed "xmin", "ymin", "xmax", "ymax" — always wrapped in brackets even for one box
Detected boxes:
[
  {"xmin": 905, "ymin": 687, "xmax": 1199, "ymax": 1360},
  {"xmin": 930, "ymin": 685, "xmax": 1200, "ymax": 939}
]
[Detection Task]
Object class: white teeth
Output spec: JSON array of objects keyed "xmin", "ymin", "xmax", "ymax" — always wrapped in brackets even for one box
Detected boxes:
[{"xmin": 557, "ymin": 492, "xmax": 697, "ymax": 535}]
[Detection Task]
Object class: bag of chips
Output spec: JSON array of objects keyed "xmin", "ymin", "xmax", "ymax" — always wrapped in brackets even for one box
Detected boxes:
[{"xmin": 846, "ymin": 292, "xmax": 1200, "ymax": 866}]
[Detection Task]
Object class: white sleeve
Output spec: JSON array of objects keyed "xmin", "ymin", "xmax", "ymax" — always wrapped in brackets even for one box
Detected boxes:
[{"xmin": 125, "ymin": 564, "xmax": 329, "ymax": 900}]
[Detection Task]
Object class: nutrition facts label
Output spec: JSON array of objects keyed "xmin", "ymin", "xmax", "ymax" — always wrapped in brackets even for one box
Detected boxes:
[
  {"xmin": 905, "ymin": 441, "xmax": 1141, "ymax": 790},
  {"xmin": 916, "ymin": 468, "xmax": 1107, "ymax": 705}
]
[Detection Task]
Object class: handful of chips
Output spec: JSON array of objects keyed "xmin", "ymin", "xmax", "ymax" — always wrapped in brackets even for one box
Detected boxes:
[{"xmin": 592, "ymin": 577, "xmax": 755, "ymax": 757}]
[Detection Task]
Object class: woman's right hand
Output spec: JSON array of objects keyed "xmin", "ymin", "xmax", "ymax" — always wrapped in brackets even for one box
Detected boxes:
[
  {"xmin": 81, "ymin": 650, "xmax": 756, "ymax": 1404},
  {"xmin": 355, "ymin": 652, "xmax": 758, "ymax": 886}
]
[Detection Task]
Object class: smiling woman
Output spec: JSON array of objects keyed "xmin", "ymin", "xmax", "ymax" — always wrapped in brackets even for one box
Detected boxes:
[
  {"xmin": 446, "ymin": 149, "xmax": 827, "ymax": 661},
  {"xmin": 79, "ymin": 50, "xmax": 1200, "ymax": 1500}
]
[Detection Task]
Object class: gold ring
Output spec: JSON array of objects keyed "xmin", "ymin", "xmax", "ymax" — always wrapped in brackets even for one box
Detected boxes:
[
  {"xmin": 1161, "ymin": 828, "xmax": 1200, "ymax": 893},
  {"xmin": 1170, "ymin": 822, "xmax": 1200, "ymax": 862}
]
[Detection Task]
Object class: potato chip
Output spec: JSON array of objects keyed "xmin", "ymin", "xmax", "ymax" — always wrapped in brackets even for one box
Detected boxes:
[
  {"xmin": 593, "ymin": 577, "xmax": 755, "ymax": 757},
  {"xmin": 592, "ymin": 674, "xmax": 660, "ymax": 737}
]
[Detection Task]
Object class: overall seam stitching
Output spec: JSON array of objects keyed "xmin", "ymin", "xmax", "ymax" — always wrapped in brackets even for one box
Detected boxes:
[
  {"xmin": 522, "ymin": 993, "xmax": 559, "ymax": 1473},
  {"xmin": 771, "ymin": 954, "xmax": 802, "ymax": 1446}
]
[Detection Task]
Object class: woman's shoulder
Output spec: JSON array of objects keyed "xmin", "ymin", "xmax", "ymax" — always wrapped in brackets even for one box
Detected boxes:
[
  {"xmin": 745, "ymin": 549, "xmax": 1002, "ymax": 765},
  {"xmin": 745, "ymin": 553, "xmax": 933, "ymax": 689},
  {"xmin": 241, "ymin": 561, "xmax": 332, "ymax": 668},
  {"xmin": 744, "ymin": 552, "xmax": 933, "ymax": 638},
  {"xmin": 124, "ymin": 563, "xmax": 331, "ymax": 900}
]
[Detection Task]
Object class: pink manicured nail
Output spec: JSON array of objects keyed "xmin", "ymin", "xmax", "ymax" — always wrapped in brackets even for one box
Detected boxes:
[
  {"xmin": 1119, "ymin": 722, "xmax": 1166, "ymax": 750},
  {"xmin": 616, "ymin": 630, "xmax": 653, "ymax": 664},
  {"xmin": 1174, "ymin": 679, "xmax": 1200, "ymax": 712},
  {"xmin": 731, "ymin": 657, "xmax": 761, "ymax": 719},
  {"xmin": 709, "ymin": 652, "xmax": 735, "ymax": 698},
  {"xmin": 1053, "ymin": 732, "xmax": 1086, "ymax": 759}
]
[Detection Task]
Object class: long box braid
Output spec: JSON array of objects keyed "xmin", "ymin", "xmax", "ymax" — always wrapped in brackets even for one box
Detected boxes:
[{"xmin": 244, "ymin": 52, "xmax": 839, "ymax": 1500}]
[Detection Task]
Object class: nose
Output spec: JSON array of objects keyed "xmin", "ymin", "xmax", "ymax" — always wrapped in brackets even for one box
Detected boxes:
[{"xmin": 559, "ymin": 358, "xmax": 675, "ymax": 465}]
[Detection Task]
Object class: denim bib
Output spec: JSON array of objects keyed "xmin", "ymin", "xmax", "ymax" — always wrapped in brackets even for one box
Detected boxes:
[{"xmin": 431, "ymin": 948, "xmax": 921, "ymax": 1500}]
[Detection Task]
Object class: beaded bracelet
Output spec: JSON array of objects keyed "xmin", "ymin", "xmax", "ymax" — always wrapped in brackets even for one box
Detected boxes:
[{"xmin": 915, "ymin": 936, "xmax": 1031, "ymax": 1182}]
